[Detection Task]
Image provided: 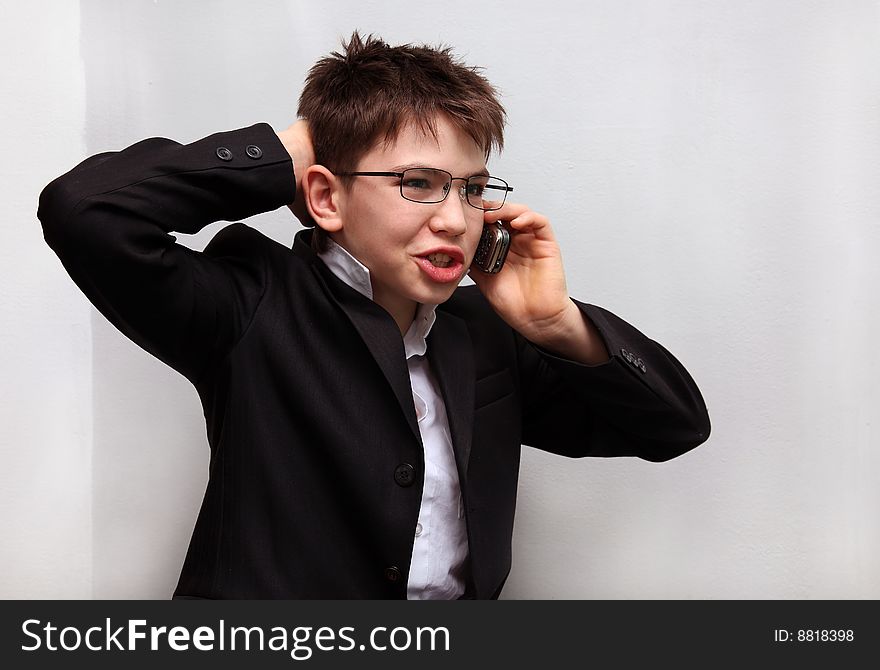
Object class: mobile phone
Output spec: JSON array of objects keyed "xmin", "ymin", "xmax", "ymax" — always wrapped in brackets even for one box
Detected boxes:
[{"xmin": 472, "ymin": 221, "xmax": 510, "ymax": 274}]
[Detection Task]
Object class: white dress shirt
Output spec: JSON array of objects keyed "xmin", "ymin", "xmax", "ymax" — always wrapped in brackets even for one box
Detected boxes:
[{"xmin": 318, "ymin": 239, "xmax": 469, "ymax": 599}]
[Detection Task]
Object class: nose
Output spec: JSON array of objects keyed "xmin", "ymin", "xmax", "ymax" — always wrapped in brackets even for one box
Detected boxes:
[{"xmin": 428, "ymin": 181, "xmax": 469, "ymax": 236}]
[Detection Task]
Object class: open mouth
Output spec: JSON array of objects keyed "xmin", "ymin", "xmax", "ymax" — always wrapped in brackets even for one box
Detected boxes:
[
  {"xmin": 415, "ymin": 248, "xmax": 465, "ymax": 284},
  {"xmin": 425, "ymin": 252, "xmax": 455, "ymax": 268}
]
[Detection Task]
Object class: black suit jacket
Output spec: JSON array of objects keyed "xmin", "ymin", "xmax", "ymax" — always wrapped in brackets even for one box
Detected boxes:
[{"xmin": 38, "ymin": 123, "xmax": 710, "ymax": 599}]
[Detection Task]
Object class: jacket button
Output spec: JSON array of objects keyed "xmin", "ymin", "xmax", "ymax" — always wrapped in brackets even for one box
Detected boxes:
[
  {"xmin": 246, "ymin": 145, "xmax": 263, "ymax": 159},
  {"xmin": 215, "ymin": 147, "xmax": 233, "ymax": 161},
  {"xmin": 384, "ymin": 566, "xmax": 402, "ymax": 582},
  {"xmin": 394, "ymin": 463, "xmax": 416, "ymax": 487}
]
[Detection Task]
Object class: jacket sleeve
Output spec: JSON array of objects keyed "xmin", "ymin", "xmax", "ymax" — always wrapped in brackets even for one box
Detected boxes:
[
  {"xmin": 519, "ymin": 301, "xmax": 711, "ymax": 462},
  {"xmin": 37, "ymin": 123, "xmax": 296, "ymax": 383}
]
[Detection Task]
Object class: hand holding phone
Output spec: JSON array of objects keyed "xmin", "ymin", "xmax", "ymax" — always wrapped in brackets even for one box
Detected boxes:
[{"xmin": 471, "ymin": 221, "xmax": 510, "ymax": 274}]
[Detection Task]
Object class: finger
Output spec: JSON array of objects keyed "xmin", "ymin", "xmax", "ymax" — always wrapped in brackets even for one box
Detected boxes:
[
  {"xmin": 506, "ymin": 212, "xmax": 556, "ymax": 244},
  {"xmin": 483, "ymin": 201, "xmax": 530, "ymax": 224}
]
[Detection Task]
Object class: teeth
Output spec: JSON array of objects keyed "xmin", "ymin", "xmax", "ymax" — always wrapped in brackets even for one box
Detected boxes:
[{"xmin": 426, "ymin": 253, "xmax": 454, "ymax": 268}]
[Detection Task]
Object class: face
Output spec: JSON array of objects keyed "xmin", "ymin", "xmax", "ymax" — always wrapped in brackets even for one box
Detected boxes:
[{"xmin": 332, "ymin": 115, "xmax": 488, "ymax": 328}]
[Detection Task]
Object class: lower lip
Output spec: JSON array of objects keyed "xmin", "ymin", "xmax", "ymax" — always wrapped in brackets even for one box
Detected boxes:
[{"xmin": 415, "ymin": 257, "xmax": 465, "ymax": 284}]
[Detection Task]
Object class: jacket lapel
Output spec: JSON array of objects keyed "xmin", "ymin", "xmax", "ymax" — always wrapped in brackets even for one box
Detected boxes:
[
  {"xmin": 319, "ymin": 273, "xmax": 423, "ymax": 443},
  {"xmin": 295, "ymin": 237, "xmax": 421, "ymax": 443},
  {"xmin": 427, "ymin": 311, "xmax": 475, "ymax": 482}
]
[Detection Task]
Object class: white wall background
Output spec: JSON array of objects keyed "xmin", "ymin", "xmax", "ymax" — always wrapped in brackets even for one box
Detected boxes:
[{"xmin": 2, "ymin": 0, "xmax": 877, "ymax": 599}]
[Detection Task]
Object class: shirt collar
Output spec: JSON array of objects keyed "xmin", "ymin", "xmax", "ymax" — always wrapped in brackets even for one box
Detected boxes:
[
  {"xmin": 318, "ymin": 236, "xmax": 374, "ymax": 300},
  {"xmin": 402, "ymin": 302, "xmax": 436, "ymax": 359},
  {"xmin": 318, "ymin": 237, "xmax": 437, "ymax": 359}
]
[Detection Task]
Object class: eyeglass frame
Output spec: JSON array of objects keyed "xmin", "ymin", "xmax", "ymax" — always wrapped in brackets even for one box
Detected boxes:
[{"xmin": 333, "ymin": 168, "xmax": 513, "ymax": 212}]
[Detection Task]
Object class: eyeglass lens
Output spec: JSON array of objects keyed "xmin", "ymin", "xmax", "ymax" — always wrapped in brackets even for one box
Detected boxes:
[{"xmin": 400, "ymin": 168, "xmax": 508, "ymax": 211}]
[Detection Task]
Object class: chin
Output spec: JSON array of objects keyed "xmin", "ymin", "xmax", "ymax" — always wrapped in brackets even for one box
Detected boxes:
[{"xmin": 412, "ymin": 283, "xmax": 459, "ymax": 306}]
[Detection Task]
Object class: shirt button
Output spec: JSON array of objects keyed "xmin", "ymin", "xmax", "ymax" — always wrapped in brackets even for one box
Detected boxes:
[
  {"xmin": 384, "ymin": 566, "xmax": 402, "ymax": 583},
  {"xmin": 215, "ymin": 147, "xmax": 233, "ymax": 161},
  {"xmin": 415, "ymin": 523, "xmax": 423, "ymax": 537},
  {"xmin": 394, "ymin": 463, "xmax": 416, "ymax": 487},
  {"xmin": 246, "ymin": 144, "xmax": 263, "ymax": 159}
]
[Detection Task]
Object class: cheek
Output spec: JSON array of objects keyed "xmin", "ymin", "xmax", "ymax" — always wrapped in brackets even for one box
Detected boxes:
[
  {"xmin": 353, "ymin": 206, "xmax": 411, "ymax": 257},
  {"xmin": 464, "ymin": 224, "xmax": 484, "ymax": 258}
]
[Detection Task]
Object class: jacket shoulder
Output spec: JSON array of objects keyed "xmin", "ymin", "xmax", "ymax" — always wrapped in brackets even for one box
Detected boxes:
[{"xmin": 203, "ymin": 222, "xmax": 292, "ymax": 263}]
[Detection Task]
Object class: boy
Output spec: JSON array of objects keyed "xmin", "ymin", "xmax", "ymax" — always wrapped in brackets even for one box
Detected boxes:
[{"xmin": 39, "ymin": 33, "xmax": 710, "ymax": 599}]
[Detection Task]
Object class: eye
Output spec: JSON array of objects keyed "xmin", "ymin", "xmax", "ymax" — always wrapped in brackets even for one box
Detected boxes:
[
  {"xmin": 466, "ymin": 182, "xmax": 486, "ymax": 197},
  {"xmin": 399, "ymin": 169, "xmax": 451, "ymax": 202},
  {"xmin": 402, "ymin": 177, "xmax": 432, "ymax": 190},
  {"xmin": 466, "ymin": 176, "xmax": 490, "ymax": 198},
  {"xmin": 401, "ymin": 168, "xmax": 444, "ymax": 191}
]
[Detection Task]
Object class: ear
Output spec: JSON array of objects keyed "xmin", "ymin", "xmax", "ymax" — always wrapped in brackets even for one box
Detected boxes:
[{"xmin": 302, "ymin": 165, "xmax": 344, "ymax": 233}]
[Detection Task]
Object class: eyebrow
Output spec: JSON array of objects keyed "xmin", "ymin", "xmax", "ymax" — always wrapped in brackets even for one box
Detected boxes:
[{"xmin": 391, "ymin": 163, "xmax": 491, "ymax": 178}]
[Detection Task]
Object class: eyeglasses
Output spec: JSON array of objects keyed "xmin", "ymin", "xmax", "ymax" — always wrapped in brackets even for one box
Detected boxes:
[{"xmin": 334, "ymin": 167, "xmax": 513, "ymax": 212}]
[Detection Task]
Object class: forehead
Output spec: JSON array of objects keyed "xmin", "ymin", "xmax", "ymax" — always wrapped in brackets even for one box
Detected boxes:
[{"xmin": 360, "ymin": 116, "xmax": 487, "ymax": 172}]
